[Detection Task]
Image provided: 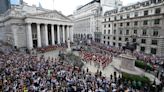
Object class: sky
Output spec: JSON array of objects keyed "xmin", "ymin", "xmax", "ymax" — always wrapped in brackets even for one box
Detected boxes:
[{"xmin": 20, "ymin": 0, "xmax": 141, "ymax": 15}]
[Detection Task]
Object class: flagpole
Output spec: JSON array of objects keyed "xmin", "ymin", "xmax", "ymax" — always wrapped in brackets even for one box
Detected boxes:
[{"xmin": 53, "ymin": 0, "xmax": 54, "ymax": 10}]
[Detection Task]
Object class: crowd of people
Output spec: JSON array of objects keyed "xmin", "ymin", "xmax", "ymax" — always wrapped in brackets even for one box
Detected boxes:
[
  {"xmin": 37, "ymin": 45, "xmax": 65, "ymax": 53},
  {"xmin": 0, "ymin": 51, "xmax": 144, "ymax": 92},
  {"xmin": 89, "ymin": 42, "xmax": 164, "ymax": 85},
  {"xmin": 0, "ymin": 40, "xmax": 163, "ymax": 91},
  {"xmin": 80, "ymin": 51, "xmax": 113, "ymax": 69},
  {"xmin": 91, "ymin": 42, "xmax": 163, "ymax": 65}
]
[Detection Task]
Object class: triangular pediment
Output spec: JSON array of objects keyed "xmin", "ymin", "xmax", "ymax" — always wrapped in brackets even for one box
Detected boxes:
[{"xmin": 28, "ymin": 10, "xmax": 71, "ymax": 21}]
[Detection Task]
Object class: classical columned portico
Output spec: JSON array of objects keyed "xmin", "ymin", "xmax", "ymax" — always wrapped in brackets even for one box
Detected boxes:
[
  {"xmin": 23, "ymin": 10, "xmax": 73, "ymax": 49},
  {"xmin": 26, "ymin": 23, "xmax": 33, "ymax": 49},
  {"xmin": 25, "ymin": 22, "xmax": 73, "ymax": 49}
]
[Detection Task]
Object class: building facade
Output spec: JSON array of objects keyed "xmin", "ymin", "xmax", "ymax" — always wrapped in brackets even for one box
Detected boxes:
[
  {"xmin": 73, "ymin": 0, "xmax": 122, "ymax": 42},
  {"xmin": 0, "ymin": 3, "xmax": 73, "ymax": 50},
  {"xmin": 102, "ymin": 0, "xmax": 164, "ymax": 56}
]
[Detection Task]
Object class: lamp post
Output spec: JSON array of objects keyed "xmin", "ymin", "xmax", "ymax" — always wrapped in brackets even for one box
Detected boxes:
[{"xmin": 93, "ymin": 55, "xmax": 96, "ymax": 66}]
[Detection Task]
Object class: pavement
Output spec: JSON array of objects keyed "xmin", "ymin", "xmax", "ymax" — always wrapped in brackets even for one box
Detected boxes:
[
  {"xmin": 37, "ymin": 49, "xmax": 161, "ymax": 85},
  {"xmin": 113, "ymin": 57, "xmax": 161, "ymax": 85}
]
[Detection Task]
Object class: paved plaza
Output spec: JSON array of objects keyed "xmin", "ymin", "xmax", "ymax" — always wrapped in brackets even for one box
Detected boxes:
[{"xmin": 38, "ymin": 49, "xmax": 161, "ymax": 84}]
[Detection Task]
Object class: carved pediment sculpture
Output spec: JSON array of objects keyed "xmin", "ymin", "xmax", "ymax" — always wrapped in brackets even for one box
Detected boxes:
[{"xmin": 28, "ymin": 10, "xmax": 71, "ymax": 21}]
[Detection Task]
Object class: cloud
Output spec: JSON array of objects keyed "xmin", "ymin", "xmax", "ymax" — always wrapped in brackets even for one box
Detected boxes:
[{"xmin": 23, "ymin": 0, "xmax": 141, "ymax": 15}]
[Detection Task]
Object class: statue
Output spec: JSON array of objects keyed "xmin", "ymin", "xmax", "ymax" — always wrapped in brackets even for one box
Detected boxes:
[
  {"xmin": 67, "ymin": 38, "xmax": 71, "ymax": 49},
  {"xmin": 119, "ymin": 42, "xmax": 139, "ymax": 71},
  {"xmin": 122, "ymin": 42, "xmax": 138, "ymax": 53},
  {"xmin": 66, "ymin": 38, "xmax": 71, "ymax": 52}
]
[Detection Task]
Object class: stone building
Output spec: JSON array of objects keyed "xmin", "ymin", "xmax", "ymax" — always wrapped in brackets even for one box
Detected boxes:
[
  {"xmin": 0, "ymin": 2, "xmax": 73, "ymax": 50},
  {"xmin": 102, "ymin": 0, "xmax": 164, "ymax": 56},
  {"xmin": 73, "ymin": 0, "xmax": 122, "ymax": 42}
]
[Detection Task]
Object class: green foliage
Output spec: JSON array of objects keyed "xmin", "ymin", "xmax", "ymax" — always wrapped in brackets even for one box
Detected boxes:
[
  {"xmin": 135, "ymin": 60, "xmax": 153, "ymax": 71},
  {"xmin": 122, "ymin": 72, "xmax": 151, "ymax": 86}
]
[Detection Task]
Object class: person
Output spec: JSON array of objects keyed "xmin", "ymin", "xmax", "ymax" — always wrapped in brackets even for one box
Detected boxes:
[{"xmin": 1, "ymin": 43, "xmax": 163, "ymax": 92}]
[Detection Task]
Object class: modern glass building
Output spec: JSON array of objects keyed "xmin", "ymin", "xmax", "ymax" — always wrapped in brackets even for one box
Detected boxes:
[
  {"xmin": 0, "ymin": 0, "xmax": 11, "ymax": 14},
  {"xmin": 0, "ymin": 0, "xmax": 23, "ymax": 14}
]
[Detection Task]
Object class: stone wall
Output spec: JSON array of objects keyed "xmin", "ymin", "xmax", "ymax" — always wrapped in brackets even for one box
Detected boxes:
[
  {"xmin": 0, "ymin": 26, "xmax": 5, "ymax": 41},
  {"xmin": 11, "ymin": 24, "xmax": 27, "ymax": 48}
]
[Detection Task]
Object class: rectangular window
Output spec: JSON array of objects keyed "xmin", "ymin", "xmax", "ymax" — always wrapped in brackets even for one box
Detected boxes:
[
  {"xmin": 155, "ymin": 8, "xmax": 161, "ymax": 14},
  {"xmin": 113, "ymin": 37, "xmax": 116, "ymax": 40},
  {"xmin": 104, "ymin": 19, "xmax": 106, "ymax": 22},
  {"xmin": 133, "ymin": 39, "xmax": 136, "ymax": 42},
  {"xmin": 153, "ymin": 30, "xmax": 158, "ymax": 36},
  {"xmin": 127, "ymin": 22, "xmax": 130, "ymax": 26},
  {"xmin": 104, "ymin": 41, "xmax": 106, "ymax": 44},
  {"xmin": 140, "ymin": 47, "xmax": 145, "ymax": 52},
  {"xmin": 120, "ymin": 23, "xmax": 123, "ymax": 26},
  {"xmin": 141, "ymin": 39, "xmax": 146, "ymax": 44},
  {"xmin": 143, "ymin": 20, "xmax": 148, "ymax": 25},
  {"xmin": 114, "ymin": 23, "xmax": 116, "ymax": 27},
  {"xmin": 151, "ymin": 48, "xmax": 157, "ymax": 54},
  {"xmin": 118, "ymin": 43, "xmax": 122, "ymax": 47},
  {"xmin": 142, "ymin": 29, "xmax": 147, "ymax": 36},
  {"xmin": 108, "ymin": 41, "xmax": 110, "ymax": 45},
  {"xmin": 114, "ymin": 30, "xmax": 116, "ymax": 34},
  {"xmin": 108, "ymin": 24, "xmax": 110, "ymax": 27},
  {"xmin": 109, "ymin": 18, "xmax": 111, "ymax": 21},
  {"xmin": 119, "ymin": 37, "xmax": 122, "ymax": 41},
  {"xmin": 135, "ymin": 12, "xmax": 138, "ymax": 17},
  {"xmin": 125, "ymin": 38, "xmax": 129, "ymax": 41},
  {"xmin": 134, "ymin": 21, "xmax": 138, "ymax": 26},
  {"xmin": 154, "ymin": 19, "xmax": 160, "ymax": 24},
  {"xmin": 104, "ymin": 24, "xmax": 106, "ymax": 28},
  {"xmin": 152, "ymin": 40, "xmax": 158, "ymax": 45},
  {"xmin": 108, "ymin": 36, "xmax": 110, "ymax": 39},
  {"xmin": 108, "ymin": 30, "xmax": 110, "ymax": 34},
  {"xmin": 104, "ymin": 36, "xmax": 106, "ymax": 39},
  {"xmin": 144, "ymin": 10, "xmax": 148, "ymax": 16},
  {"xmin": 134, "ymin": 30, "xmax": 137, "ymax": 34},
  {"xmin": 104, "ymin": 30, "xmax": 106, "ymax": 34},
  {"xmin": 114, "ymin": 16, "xmax": 117, "ymax": 20},
  {"xmin": 113, "ymin": 42, "xmax": 116, "ymax": 46},
  {"xmin": 127, "ymin": 14, "xmax": 130, "ymax": 18},
  {"xmin": 126, "ymin": 30, "xmax": 129, "ymax": 35},
  {"xmin": 120, "ymin": 15, "xmax": 123, "ymax": 19}
]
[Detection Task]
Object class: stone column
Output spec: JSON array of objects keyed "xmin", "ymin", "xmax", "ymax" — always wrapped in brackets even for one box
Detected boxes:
[
  {"xmin": 44, "ymin": 24, "xmax": 48, "ymax": 46},
  {"xmin": 57, "ymin": 25, "xmax": 60, "ymax": 44},
  {"xmin": 12, "ymin": 26, "xmax": 18, "ymax": 47},
  {"xmin": 70, "ymin": 26, "xmax": 73, "ymax": 42},
  {"xmin": 62, "ymin": 25, "xmax": 65, "ymax": 43},
  {"xmin": 51, "ymin": 24, "xmax": 55, "ymax": 45},
  {"xmin": 66, "ymin": 26, "xmax": 69, "ymax": 41},
  {"xmin": 37, "ymin": 23, "xmax": 41, "ymax": 47},
  {"xmin": 26, "ymin": 23, "xmax": 33, "ymax": 49}
]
